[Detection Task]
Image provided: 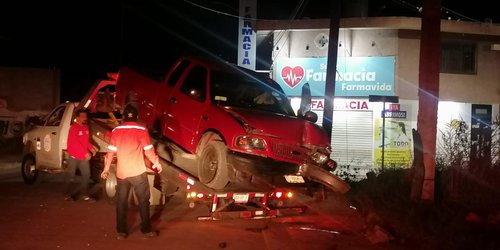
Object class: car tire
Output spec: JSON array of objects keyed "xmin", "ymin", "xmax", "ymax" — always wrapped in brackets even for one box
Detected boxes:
[
  {"xmin": 198, "ymin": 141, "xmax": 229, "ymax": 190},
  {"xmin": 102, "ymin": 165, "xmax": 118, "ymax": 205},
  {"xmin": 21, "ymin": 154, "xmax": 40, "ymax": 185},
  {"xmin": 102, "ymin": 166, "xmax": 138, "ymax": 206}
]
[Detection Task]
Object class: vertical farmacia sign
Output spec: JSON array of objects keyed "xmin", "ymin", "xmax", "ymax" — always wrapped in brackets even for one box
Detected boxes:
[
  {"xmin": 275, "ymin": 57, "xmax": 395, "ymax": 97},
  {"xmin": 238, "ymin": 0, "xmax": 256, "ymax": 70}
]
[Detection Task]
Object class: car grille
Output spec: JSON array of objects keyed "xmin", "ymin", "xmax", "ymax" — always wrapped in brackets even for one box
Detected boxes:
[{"xmin": 269, "ymin": 141, "xmax": 306, "ymax": 163}]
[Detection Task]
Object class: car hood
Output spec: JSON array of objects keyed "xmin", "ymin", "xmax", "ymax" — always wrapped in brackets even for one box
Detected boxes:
[{"xmin": 223, "ymin": 107, "xmax": 330, "ymax": 147}]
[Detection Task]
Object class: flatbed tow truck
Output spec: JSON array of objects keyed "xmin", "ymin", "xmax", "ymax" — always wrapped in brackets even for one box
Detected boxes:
[{"xmin": 22, "ymin": 73, "xmax": 349, "ymax": 220}]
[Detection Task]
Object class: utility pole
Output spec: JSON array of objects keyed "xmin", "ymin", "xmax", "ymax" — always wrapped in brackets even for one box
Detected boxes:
[
  {"xmin": 323, "ymin": 0, "xmax": 341, "ymax": 139},
  {"xmin": 417, "ymin": 0, "xmax": 441, "ymax": 201}
]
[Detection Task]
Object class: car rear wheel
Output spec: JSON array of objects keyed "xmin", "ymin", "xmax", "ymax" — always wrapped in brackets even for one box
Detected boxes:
[
  {"xmin": 198, "ymin": 141, "xmax": 229, "ymax": 190},
  {"xmin": 21, "ymin": 154, "xmax": 39, "ymax": 185}
]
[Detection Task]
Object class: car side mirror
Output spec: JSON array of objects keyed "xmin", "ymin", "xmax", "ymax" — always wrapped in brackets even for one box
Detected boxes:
[
  {"xmin": 26, "ymin": 116, "xmax": 43, "ymax": 126},
  {"xmin": 188, "ymin": 89, "xmax": 204, "ymax": 101},
  {"xmin": 303, "ymin": 111, "xmax": 318, "ymax": 123},
  {"xmin": 297, "ymin": 82, "xmax": 311, "ymax": 117}
]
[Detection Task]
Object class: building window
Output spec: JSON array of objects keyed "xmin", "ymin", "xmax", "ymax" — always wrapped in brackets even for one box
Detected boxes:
[
  {"xmin": 256, "ymin": 33, "xmax": 274, "ymax": 71},
  {"xmin": 440, "ymin": 42, "xmax": 476, "ymax": 74}
]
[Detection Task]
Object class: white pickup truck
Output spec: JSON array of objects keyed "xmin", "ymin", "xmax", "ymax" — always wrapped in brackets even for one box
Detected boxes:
[{"xmin": 21, "ymin": 101, "xmax": 87, "ymax": 183}]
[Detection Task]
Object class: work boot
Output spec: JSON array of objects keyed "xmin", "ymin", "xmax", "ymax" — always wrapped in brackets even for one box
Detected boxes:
[
  {"xmin": 64, "ymin": 195, "xmax": 76, "ymax": 202},
  {"xmin": 82, "ymin": 196, "xmax": 96, "ymax": 203},
  {"xmin": 116, "ymin": 232, "xmax": 128, "ymax": 240},
  {"xmin": 142, "ymin": 231, "xmax": 159, "ymax": 239}
]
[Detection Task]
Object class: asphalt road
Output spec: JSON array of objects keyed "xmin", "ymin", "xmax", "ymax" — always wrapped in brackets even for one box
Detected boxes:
[{"xmin": 0, "ymin": 156, "xmax": 404, "ymax": 250}]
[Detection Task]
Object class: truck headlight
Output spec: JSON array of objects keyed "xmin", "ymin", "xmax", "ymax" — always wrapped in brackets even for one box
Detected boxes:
[
  {"xmin": 22, "ymin": 133, "xmax": 28, "ymax": 145},
  {"xmin": 235, "ymin": 136, "xmax": 267, "ymax": 151},
  {"xmin": 310, "ymin": 151, "xmax": 329, "ymax": 165}
]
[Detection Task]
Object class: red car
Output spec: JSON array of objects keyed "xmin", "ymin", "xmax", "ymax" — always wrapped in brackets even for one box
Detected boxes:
[{"xmin": 115, "ymin": 56, "xmax": 348, "ymax": 193}]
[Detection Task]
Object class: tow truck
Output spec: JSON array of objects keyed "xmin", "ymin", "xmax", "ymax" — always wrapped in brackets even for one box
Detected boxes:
[
  {"xmin": 21, "ymin": 76, "xmax": 305, "ymax": 219},
  {"xmin": 21, "ymin": 61, "xmax": 349, "ymax": 220}
]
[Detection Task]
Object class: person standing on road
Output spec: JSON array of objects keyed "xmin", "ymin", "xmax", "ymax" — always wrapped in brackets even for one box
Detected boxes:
[
  {"xmin": 101, "ymin": 105, "xmax": 162, "ymax": 240},
  {"xmin": 64, "ymin": 109, "xmax": 96, "ymax": 202}
]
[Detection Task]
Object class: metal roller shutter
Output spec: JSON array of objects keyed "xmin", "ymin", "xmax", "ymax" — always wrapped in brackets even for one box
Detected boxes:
[{"xmin": 331, "ymin": 111, "xmax": 373, "ymax": 169}]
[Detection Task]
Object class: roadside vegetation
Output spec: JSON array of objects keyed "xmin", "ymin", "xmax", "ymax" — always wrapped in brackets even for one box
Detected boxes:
[{"xmin": 344, "ymin": 118, "xmax": 500, "ymax": 249}]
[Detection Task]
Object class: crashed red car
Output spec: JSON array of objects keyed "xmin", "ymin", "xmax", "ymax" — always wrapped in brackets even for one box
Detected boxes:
[{"xmin": 115, "ymin": 56, "xmax": 349, "ymax": 193}]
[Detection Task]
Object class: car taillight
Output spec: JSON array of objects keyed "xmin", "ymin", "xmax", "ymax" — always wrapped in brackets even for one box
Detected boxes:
[
  {"xmin": 272, "ymin": 190, "xmax": 293, "ymax": 199},
  {"xmin": 275, "ymin": 191, "xmax": 283, "ymax": 198},
  {"xmin": 187, "ymin": 191, "xmax": 206, "ymax": 199}
]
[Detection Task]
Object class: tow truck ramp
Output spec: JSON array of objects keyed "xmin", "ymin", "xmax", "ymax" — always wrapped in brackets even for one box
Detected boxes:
[{"xmin": 152, "ymin": 137, "xmax": 306, "ymax": 220}]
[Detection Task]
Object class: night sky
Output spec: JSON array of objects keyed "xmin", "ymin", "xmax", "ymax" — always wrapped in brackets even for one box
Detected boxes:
[{"xmin": 0, "ymin": 0, "xmax": 497, "ymax": 102}]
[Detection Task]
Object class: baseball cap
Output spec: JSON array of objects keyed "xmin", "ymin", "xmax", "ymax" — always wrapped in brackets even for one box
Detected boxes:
[{"xmin": 123, "ymin": 105, "xmax": 138, "ymax": 122}]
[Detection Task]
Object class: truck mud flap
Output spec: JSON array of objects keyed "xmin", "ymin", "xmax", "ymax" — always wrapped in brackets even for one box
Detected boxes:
[{"xmin": 299, "ymin": 164, "xmax": 350, "ymax": 194}]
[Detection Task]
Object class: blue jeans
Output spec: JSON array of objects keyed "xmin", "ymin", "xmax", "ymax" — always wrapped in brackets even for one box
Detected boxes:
[
  {"xmin": 116, "ymin": 173, "xmax": 152, "ymax": 234},
  {"xmin": 64, "ymin": 156, "xmax": 90, "ymax": 197}
]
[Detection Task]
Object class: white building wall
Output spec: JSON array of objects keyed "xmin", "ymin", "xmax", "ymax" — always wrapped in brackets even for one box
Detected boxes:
[{"xmin": 263, "ymin": 22, "xmax": 500, "ymax": 179}]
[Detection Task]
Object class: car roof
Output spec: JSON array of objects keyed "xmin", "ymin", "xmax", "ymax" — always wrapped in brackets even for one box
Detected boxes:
[{"xmin": 178, "ymin": 56, "xmax": 284, "ymax": 91}]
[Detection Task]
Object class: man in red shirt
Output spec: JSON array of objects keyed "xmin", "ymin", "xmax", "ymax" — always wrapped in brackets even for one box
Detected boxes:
[
  {"xmin": 101, "ymin": 105, "xmax": 162, "ymax": 240},
  {"xmin": 64, "ymin": 109, "xmax": 96, "ymax": 202}
]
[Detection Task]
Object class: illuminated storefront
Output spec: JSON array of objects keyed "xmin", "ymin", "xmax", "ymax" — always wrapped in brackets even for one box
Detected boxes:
[{"xmin": 251, "ymin": 17, "xmax": 500, "ymax": 178}]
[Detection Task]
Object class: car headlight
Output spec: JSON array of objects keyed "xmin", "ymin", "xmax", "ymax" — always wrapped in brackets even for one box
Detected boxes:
[
  {"xmin": 326, "ymin": 159, "xmax": 337, "ymax": 170},
  {"xmin": 310, "ymin": 151, "xmax": 329, "ymax": 165},
  {"xmin": 235, "ymin": 136, "xmax": 267, "ymax": 151}
]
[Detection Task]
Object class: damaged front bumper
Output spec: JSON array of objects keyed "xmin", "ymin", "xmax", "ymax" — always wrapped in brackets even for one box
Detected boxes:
[{"xmin": 228, "ymin": 151, "xmax": 350, "ymax": 194}]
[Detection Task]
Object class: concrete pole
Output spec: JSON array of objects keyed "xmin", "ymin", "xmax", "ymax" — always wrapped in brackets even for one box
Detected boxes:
[
  {"xmin": 417, "ymin": 0, "xmax": 441, "ymax": 201},
  {"xmin": 322, "ymin": 0, "xmax": 341, "ymax": 139}
]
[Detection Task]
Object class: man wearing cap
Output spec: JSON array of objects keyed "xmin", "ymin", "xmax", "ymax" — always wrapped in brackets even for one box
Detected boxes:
[{"xmin": 101, "ymin": 105, "xmax": 162, "ymax": 240}]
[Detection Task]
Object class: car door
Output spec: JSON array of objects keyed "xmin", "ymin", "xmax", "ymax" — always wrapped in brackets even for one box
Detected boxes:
[
  {"xmin": 162, "ymin": 64, "xmax": 209, "ymax": 153},
  {"xmin": 36, "ymin": 105, "xmax": 67, "ymax": 169}
]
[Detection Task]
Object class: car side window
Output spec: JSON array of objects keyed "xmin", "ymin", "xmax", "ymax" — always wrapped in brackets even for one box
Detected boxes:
[
  {"xmin": 167, "ymin": 60, "xmax": 190, "ymax": 87},
  {"xmin": 45, "ymin": 106, "xmax": 65, "ymax": 126},
  {"xmin": 179, "ymin": 65, "xmax": 207, "ymax": 102}
]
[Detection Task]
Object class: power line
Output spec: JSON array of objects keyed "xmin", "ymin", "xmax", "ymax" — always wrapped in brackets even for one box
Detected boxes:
[
  {"xmin": 182, "ymin": 0, "xmax": 272, "ymax": 21},
  {"xmin": 441, "ymin": 6, "xmax": 480, "ymax": 22},
  {"xmin": 272, "ymin": 0, "xmax": 308, "ymax": 61},
  {"xmin": 390, "ymin": 0, "xmax": 482, "ymax": 23}
]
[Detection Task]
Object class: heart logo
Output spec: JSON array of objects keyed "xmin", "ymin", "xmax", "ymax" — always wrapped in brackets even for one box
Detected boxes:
[{"xmin": 281, "ymin": 66, "xmax": 304, "ymax": 89}]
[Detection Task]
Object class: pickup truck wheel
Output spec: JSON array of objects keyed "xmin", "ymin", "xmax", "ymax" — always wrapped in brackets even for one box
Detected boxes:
[
  {"xmin": 21, "ymin": 155, "xmax": 39, "ymax": 185},
  {"xmin": 198, "ymin": 141, "xmax": 229, "ymax": 190},
  {"xmin": 103, "ymin": 166, "xmax": 118, "ymax": 204},
  {"xmin": 102, "ymin": 167, "xmax": 141, "ymax": 206}
]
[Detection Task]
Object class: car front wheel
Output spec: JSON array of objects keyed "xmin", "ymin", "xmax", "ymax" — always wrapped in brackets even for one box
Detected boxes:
[
  {"xmin": 21, "ymin": 154, "xmax": 39, "ymax": 185},
  {"xmin": 198, "ymin": 141, "xmax": 229, "ymax": 190}
]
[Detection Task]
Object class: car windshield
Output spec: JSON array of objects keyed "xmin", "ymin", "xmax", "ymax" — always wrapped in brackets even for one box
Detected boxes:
[{"xmin": 210, "ymin": 69, "xmax": 295, "ymax": 116}]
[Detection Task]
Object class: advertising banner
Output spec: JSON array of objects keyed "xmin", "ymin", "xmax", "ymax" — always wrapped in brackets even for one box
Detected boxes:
[
  {"xmin": 374, "ymin": 118, "xmax": 412, "ymax": 167},
  {"xmin": 275, "ymin": 57, "xmax": 395, "ymax": 97}
]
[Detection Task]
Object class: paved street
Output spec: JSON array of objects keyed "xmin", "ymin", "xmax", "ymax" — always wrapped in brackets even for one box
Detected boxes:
[{"xmin": 0, "ymin": 156, "xmax": 406, "ymax": 250}]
